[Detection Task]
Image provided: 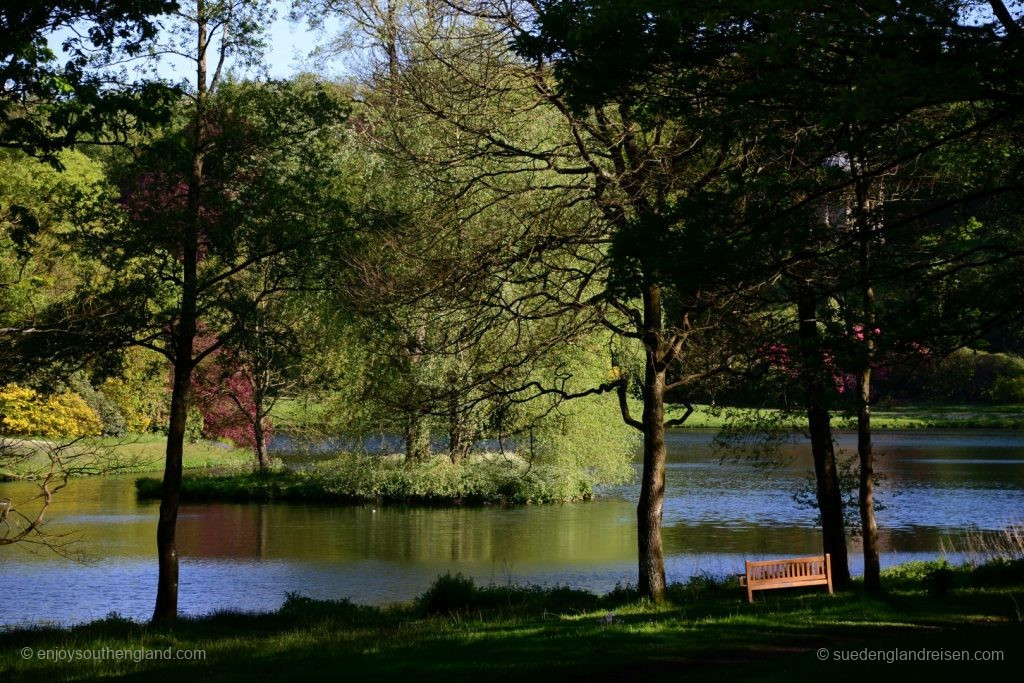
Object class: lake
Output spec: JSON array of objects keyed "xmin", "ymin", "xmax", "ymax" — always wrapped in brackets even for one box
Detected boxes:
[{"xmin": 2, "ymin": 429, "xmax": 1023, "ymax": 628}]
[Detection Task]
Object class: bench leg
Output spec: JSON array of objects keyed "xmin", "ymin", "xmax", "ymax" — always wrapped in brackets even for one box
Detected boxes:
[{"xmin": 746, "ymin": 584, "xmax": 754, "ymax": 603}]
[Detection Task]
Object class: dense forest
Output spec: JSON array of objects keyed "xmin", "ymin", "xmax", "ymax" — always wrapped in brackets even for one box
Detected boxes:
[{"xmin": 2, "ymin": 0, "xmax": 1023, "ymax": 622}]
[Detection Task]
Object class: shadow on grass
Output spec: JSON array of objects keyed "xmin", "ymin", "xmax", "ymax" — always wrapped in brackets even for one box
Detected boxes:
[{"xmin": 2, "ymin": 563, "xmax": 1022, "ymax": 682}]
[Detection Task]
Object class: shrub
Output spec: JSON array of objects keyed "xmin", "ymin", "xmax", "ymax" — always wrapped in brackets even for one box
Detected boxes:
[
  {"xmin": 991, "ymin": 376, "xmax": 1024, "ymax": 404},
  {"xmin": 100, "ymin": 348, "xmax": 170, "ymax": 433},
  {"xmin": 879, "ymin": 560, "xmax": 952, "ymax": 588},
  {"xmin": 968, "ymin": 558, "xmax": 1024, "ymax": 587},
  {"xmin": 925, "ymin": 563, "xmax": 956, "ymax": 597},
  {"xmin": 416, "ymin": 573, "xmax": 479, "ymax": 615},
  {"xmin": 67, "ymin": 372, "xmax": 126, "ymax": 436},
  {"xmin": 414, "ymin": 573, "xmax": 600, "ymax": 616},
  {"xmin": 135, "ymin": 452, "xmax": 608, "ymax": 505},
  {"xmin": 0, "ymin": 383, "xmax": 103, "ymax": 437},
  {"xmin": 925, "ymin": 348, "xmax": 1024, "ymax": 403}
]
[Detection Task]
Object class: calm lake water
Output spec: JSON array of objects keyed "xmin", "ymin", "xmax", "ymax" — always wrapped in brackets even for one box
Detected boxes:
[{"xmin": 1, "ymin": 429, "xmax": 1023, "ymax": 627}]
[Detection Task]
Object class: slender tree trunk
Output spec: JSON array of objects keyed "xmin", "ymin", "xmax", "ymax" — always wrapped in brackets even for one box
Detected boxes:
[
  {"xmin": 254, "ymin": 414, "xmax": 269, "ymax": 470},
  {"xmin": 857, "ymin": 362, "xmax": 880, "ymax": 591},
  {"xmin": 856, "ymin": 177, "xmax": 881, "ymax": 593},
  {"xmin": 153, "ymin": 341, "xmax": 192, "ymax": 623},
  {"xmin": 153, "ymin": 6, "xmax": 207, "ymax": 623},
  {"xmin": 447, "ymin": 390, "xmax": 470, "ymax": 465},
  {"xmin": 385, "ymin": 0, "xmax": 399, "ymax": 81},
  {"xmin": 153, "ymin": 216, "xmax": 199, "ymax": 622},
  {"xmin": 404, "ymin": 323, "xmax": 429, "ymax": 461},
  {"xmin": 796, "ymin": 286, "xmax": 851, "ymax": 589},
  {"xmin": 637, "ymin": 283, "xmax": 667, "ymax": 602}
]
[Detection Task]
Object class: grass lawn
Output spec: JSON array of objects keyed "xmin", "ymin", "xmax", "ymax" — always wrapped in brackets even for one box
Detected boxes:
[
  {"xmin": 665, "ymin": 403, "xmax": 1024, "ymax": 430},
  {"xmin": 0, "ymin": 561, "xmax": 1020, "ymax": 682},
  {"xmin": 0, "ymin": 435, "xmax": 252, "ymax": 481},
  {"xmin": 276, "ymin": 396, "xmax": 1024, "ymax": 431}
]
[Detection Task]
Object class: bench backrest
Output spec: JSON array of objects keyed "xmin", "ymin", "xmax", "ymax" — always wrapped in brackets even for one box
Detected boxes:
[{"xmin": 746, "ymin": 555, "xmax": 829, "ymax": 585}]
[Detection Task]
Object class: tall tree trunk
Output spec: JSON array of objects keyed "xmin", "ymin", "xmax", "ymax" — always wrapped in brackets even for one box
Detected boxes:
[
  {"xmin": 856, "ymin": 177, "xmax": 881, "ymax": 593},
  {"xmin": 797, "ymin": 286, "xmax": 851, "ymax": 589},
  {"xmin": 857, "ymin": 361, "xmax": 880, "ymax": 591},
  {"xmin": 153, "ymin": 5, "xmax": 207, "ymax": 623},
  {"xmin": 637, "ymin": 283, "xmax": 667, "ymax": 602},
  {"xmin": 152, "ymin": 336, "xmax": 193, "ymax": 623}
]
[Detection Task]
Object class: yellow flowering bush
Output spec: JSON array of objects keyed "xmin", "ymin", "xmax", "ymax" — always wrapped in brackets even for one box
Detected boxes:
[{"xmin": 0, "ymin": 383, "xmax": 103, "ymax": 437}]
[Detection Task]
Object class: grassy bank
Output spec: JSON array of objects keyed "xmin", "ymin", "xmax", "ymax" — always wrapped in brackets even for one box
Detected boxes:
[
  {"xmin": 0, "ymin": 435, "xmax": 251, "ymax": 481},
  {"xmin": 135, "ymin": 453, "xmax": 597, "ymax": 505},
  {"xmin": 1, "ymin": 559, "xmax": 1021, "ymax": 682},
  {"xmin": 665, "ymin": 403, "xmax": 1024, "ymax": 430}
]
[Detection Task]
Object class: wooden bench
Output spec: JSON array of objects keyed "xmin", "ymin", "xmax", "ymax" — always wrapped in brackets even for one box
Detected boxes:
[{"xmin": 739, "ymin": 554, "xmax": 833, "ymax": 603}]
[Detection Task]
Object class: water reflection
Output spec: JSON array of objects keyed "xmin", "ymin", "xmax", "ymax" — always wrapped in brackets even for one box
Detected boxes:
[{"xmin": 1, "ymin": 429, "xmax": 1022, "ymax": 626}]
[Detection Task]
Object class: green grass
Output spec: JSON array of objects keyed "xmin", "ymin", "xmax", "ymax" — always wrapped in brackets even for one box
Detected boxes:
[
  {"xmin": 1, "ymin": 559, "xmax": 1021, "ymax": 682},
  {"xmin": 135, "ymin": 453, "xmax": 598, "ymax": 505},
  {"xmin": 1, "ymin": 435, "xmax": 252, "ymax": 481},
  {"xmin": 267, "ymin": 397, "xmax": 333, "ymax": 430},
  {"xmin": 664, "ymin": 403, "xmax": 1024, "ymax": 430}
]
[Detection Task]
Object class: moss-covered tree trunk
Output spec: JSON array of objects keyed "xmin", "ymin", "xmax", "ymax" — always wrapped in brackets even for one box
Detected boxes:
[
  {"xmin": 447, "ymin": 389, "xmax": 472, "ymax": 465},
  {"xmin": 855, "ymin": 176, "xmax": 881, "ymax": 593}
]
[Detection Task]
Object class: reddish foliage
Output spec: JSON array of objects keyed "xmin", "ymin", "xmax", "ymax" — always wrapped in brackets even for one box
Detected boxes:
[
  {"xmin": 758, "ymin": 322, "xmax": 895, "ymax": 396},
  {"xmin": 120, "ymin": 170, "xmax": 220, "ymax": 261},
  {"xmin": 188, "ymin": 334, "xmax": 271, "ymax": 451}
]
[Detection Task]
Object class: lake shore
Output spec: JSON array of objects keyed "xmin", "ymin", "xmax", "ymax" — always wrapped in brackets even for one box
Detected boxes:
[
  {"xmin": 664, "ymin": 403, "xmax": 1024, "ymax": 430},
  {"xmin": 0, "ymin": 435, "xmax": 251, "ymax": 481},
  {"xmin": 5, "ymin": 402, "xmax": 1023, "ymax": 483},
  {"xmin": 1, "ymin": 559, "xmax": 1020, "ymax": 682}
]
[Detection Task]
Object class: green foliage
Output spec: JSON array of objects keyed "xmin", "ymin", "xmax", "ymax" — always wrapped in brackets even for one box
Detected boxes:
[
  {"xmin": 880, "ymin": 559, "xmax": 950, "ymax": 585},
  {"xmin": 924, "ymin": 349, "xmax": 1024, "ymax": 403},
  {"xmin": 991, "ymin": 376, "xmax": 1024, "ymax": 404},
  {"xmin": 881, "ymin": 556, "xmax": 1024, "ymax": 593},
  {"xmin": 66, "ymin": 371, "xmax": 125, "ymax": 436},
  {"xmin": 497, "ymin": 339, "xmax": 638, "ymax": 489},
  {"xmin": 968, "ymin": 558, "xmax": 1024, "ymax": 587},
  {"xmin": 0, "ymin": 1, "xmax": 178, "ymax": 165},
  {"xmin": 0, "ymin": 383, "xmax": 103, "ymax": 437},
  {"xmin": 278, "ymin": 593, "xmax": 365, "ymax": 621},
  {"xmin": 99, "ymin": 348, "xmax": 170, "ymax": 433},
  {"xmin": 415, "ymin": 573, "xmax": 479, "ymax": 615},
  {"xmin": 925, "ymin": 562, "xmax": 956, "ymax": 597},
  {"xmin": 0, "ymin": 148, "xmax": 109, "ymax": 342},
  {"xmin": 135, "ymin": 449, "xmax": 614, "ymax": 504}
]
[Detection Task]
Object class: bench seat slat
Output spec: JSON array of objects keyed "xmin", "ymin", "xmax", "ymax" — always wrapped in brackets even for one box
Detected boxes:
[{"xmin": 748, "ymin": 578, "xmax": 828, "ymax": 589}]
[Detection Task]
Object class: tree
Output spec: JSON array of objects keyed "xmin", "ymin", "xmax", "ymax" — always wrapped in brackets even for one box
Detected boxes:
[
  {"xmin": 0, "ymin": 1, "xmax": 178, "ymax": 165},
  {"xmin": 521, "ymin": 0, "xmax": 1024, "ymax": 597},
  {"xmin": 301, "ymin": 0, "xmax": 776, "ymax": 601},
  {"xmin": 39, "ymin": 50, "xmax": 353, "ymax": 623},
  {"xmin": 722, "ymin": 0, "xmax": 1023, "ymax": 593}
]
